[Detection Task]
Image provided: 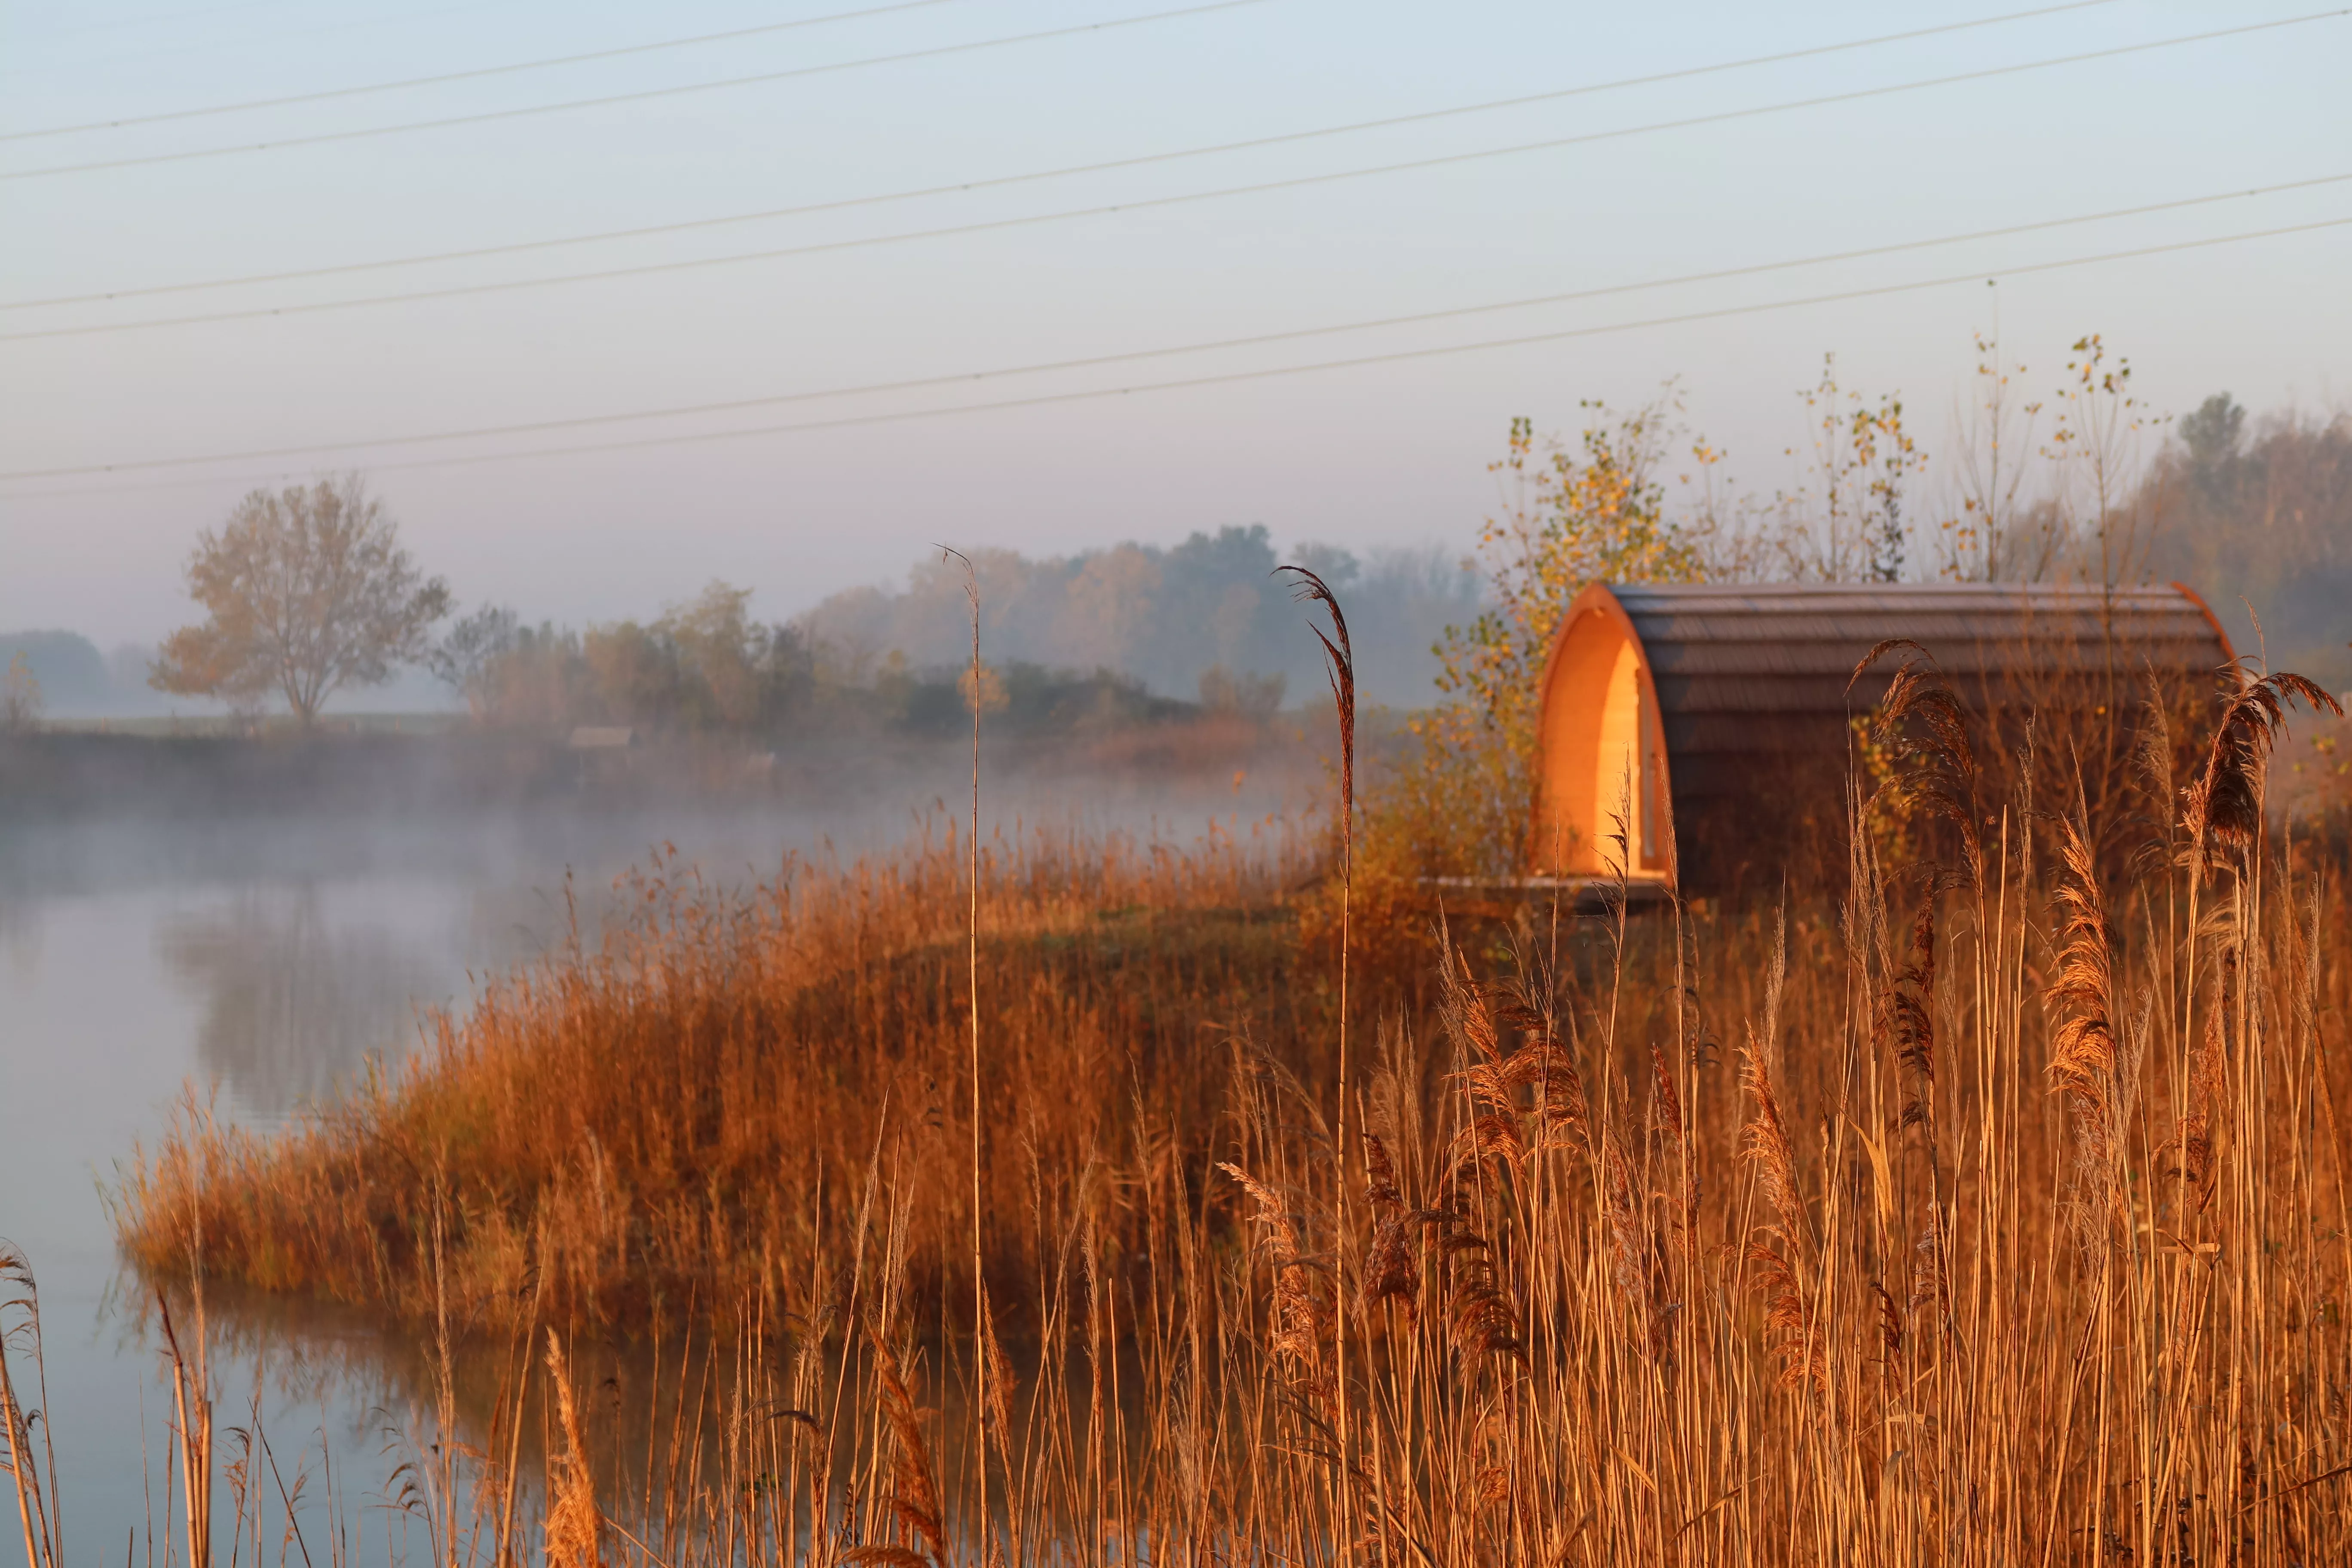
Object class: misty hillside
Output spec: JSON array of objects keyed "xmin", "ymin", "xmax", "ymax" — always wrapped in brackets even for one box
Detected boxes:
[
  {"xmin": 0, "ymin": 630, "xmax": 174, "ymax": 717},
  {"xmin": 0, "ymin": 631, "xmax": 111, "ymax": 707},
  {"xmin": 0, "ymin": 629, "xmax": 448, "ymax": 720}
]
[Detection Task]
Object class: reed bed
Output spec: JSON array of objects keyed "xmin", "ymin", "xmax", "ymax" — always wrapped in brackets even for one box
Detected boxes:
[
  {"xmin": 112, "ymin": 812, "xmax": 1313, "ymax": 1327},
  {"xmin": 14, "ymin": 664, "xmax": 2349, "ymax": 1566}
]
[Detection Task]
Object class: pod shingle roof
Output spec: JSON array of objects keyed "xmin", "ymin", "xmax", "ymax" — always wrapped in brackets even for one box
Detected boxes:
[{"xmin": 1603, "ymin": 582, "xmax": 2233, "ymax": 799}]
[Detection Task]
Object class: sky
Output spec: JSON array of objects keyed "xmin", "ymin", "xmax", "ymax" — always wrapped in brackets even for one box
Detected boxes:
[{"xmin": 1, "ymin": 0, "xmax": 2347, "ymax": 648}]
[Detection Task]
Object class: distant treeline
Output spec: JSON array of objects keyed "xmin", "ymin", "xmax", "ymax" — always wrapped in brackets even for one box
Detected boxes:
[
  {"xmin": 405, "ymin": 528, "xmax": 1472, "ymax": 739},
  {"xmin": 3, "ymin": 527, "xmax": 1475, "ymax": 729},
  {"xmin": 0, "ymin": 631, "xmax": 151, "ymax": 714},
  {"xmin": 796, "ymin": 526, "xmax": 1479, "ymax": 711},
  {"xmin": 2145, "ymin": 398, "xmax": 2352, "ymax": 689},
  {"xmin": 428, "ymin": 577, "xmax": 1288, "ymax": 741},
  {"xmin": 7, "ymin": 397, "xmax": 2343, "ymax": 729}
]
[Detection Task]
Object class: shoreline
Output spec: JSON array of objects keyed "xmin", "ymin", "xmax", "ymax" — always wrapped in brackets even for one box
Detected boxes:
[{"xmin": 0, "ymin": 714, "xmax": 1323, "ymax": 823}]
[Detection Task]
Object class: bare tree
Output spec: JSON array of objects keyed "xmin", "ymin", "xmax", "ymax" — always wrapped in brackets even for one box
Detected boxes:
[
  {"xmin": 427, "ymin": 604, "xmax": 521, "ymax": 722},
  {"xmin": 2043, "ymin": 334, "xmax": 2160, "ymax": 590},
  {"xmin": 1, "ymin": 652, "xmax": 40, "ymax": 733},
  {"xmin": 1944, "ymin": 324, "xmax": 2046, "ymax": 580},
  {"xmin": 152, "ymin": 476, "xmax": 450, "ymax": 726}
]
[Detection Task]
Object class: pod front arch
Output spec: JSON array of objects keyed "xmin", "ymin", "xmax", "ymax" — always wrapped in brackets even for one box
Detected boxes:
[{"xmin": 1531, "ymin": 584, "xmax": 1673, "ymax": 880}]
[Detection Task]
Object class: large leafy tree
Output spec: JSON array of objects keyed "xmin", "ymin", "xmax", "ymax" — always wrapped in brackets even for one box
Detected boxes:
[{"xmin": 152, "ymin": 476, "xmax": 450, "ymax": 725}]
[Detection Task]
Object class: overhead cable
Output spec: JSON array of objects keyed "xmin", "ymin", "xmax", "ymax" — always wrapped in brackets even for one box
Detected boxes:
[
  {"xmin": 7, "ymin": 215, "xmax": 2346, "ymax": 493},
  {"xmin": 12, "ymin": 174, "xmax": 2344, "ymax": 475},
  {"xmin": 7, "ymin": 9, "xmax": 2341, "ymax": 340},
  {"xmin": 1, "ymin": 0, "xmax": 2154, "ymax": 307},
  {"xmin": 1, "ymin": 0, "xmax": 985, "ymax": 141},
  {"xmin": 0, "ymin": 0, "xmax": 1266, "ymax": 180},
  {"xmin": 0, "ymin": 0, "xmax": 2118, "ymax": 154}
]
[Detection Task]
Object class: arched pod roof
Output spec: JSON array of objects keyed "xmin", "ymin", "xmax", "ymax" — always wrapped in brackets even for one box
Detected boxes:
[{"xmin": 1534, "ymin": 581, "xmax": 2235, "ymax": 883}]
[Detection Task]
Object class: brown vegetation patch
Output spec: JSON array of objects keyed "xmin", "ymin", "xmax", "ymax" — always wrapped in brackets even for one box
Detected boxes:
[{"xmin": 113, "ymin": 825, "xmax": 1314, "ymax": 1329}]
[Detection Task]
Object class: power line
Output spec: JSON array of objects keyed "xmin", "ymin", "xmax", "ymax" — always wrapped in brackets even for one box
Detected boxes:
[
  {"xmin": 0, "ymin": 0, "xmax": 984, "ymax": 141},
  {"xmin": 1, "ymin": 0, "xmax": 2138, "ymax": 309},
  {"xmin": 8, "ymin": 10, "xmax": 2338, "ymax": 342},
  {"xmin": 21, "ymin": 0, "xmax": 298, "ymax": 46},
  {"xmin": 6, "ymin": 215, "xmax": 2345, "ymax": 495},
  {"xmin": 0, "ymin": 0, "xmax": 1265, "ymax": 181},
  {"xmin": 13, "ymin": 174, "xmax": 2342, "ymax": 478},
  {"xmin": 12, "ymin": 0, "xmax": 547, "ymax": 80}
]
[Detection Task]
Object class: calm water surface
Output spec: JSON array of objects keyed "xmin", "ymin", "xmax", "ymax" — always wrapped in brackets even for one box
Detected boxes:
[{"xmin": 0, "ymin": 781, "xmax": 1292, "ymax": 1565}]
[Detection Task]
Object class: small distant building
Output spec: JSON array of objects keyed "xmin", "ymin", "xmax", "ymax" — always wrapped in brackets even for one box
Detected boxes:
[
  {"xmin": 567, "ymin": 726, "xmax": 637, "ymax": 750},
  {"xmin": 1531, "ymin": 581, "xmax": 2237, "ymax": 888}
]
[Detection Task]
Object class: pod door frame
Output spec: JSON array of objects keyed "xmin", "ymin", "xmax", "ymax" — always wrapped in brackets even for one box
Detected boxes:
[{"xmin": 1530, "ymin": 582, "xmax": 1674, "ymax": 881}]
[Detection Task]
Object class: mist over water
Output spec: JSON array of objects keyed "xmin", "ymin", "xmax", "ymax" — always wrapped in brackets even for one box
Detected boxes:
[{"xmin": 0, "ymin": 741, "xmax": 1318, "ymax": 1559}]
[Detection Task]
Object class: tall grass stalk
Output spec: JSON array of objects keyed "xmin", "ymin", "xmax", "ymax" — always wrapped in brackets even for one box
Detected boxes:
[
  {"xmin": 60, "ymin": 660, "xmax": 2352, "ymax": 1567},
  {"xmin": 946, "ymin": 545, "xmax": 990, "ymax": 1568},
  {"xmin": 0, "ymin": 1246, "xmax": 61, "ymax": 1568},
  {"xmin": 1277, "ymin": 562, "xmax": 1357, "ymax": 1519}
]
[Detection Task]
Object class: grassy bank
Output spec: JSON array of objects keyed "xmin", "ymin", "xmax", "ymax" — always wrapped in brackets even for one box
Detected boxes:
[
  {"xmin": 53, "ymin": 682, "xmax": 2352, "ymax": 1564},
  {"xmin": 113, "ymin": 817, "xmax": 1319, "ymax": 1327},
  {"xmin": 0, "ymin": 709, "xmax": 1308, "ymax": 822}
]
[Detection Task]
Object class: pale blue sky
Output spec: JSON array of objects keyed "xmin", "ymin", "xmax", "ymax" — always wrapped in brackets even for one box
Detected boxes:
[{"xmin": 2, "ymin": 0, "xmax": 2346, "ymax": 645}]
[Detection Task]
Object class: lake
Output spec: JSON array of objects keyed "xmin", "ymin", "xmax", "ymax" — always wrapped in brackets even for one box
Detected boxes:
[{"xmin": 0, "ymin": 762, "xmax": 1303, "ymax": 1567}]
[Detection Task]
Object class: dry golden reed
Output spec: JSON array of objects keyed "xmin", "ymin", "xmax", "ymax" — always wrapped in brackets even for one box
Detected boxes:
[
  {"xmin": 60, "ymin": 657, "xmax": 2352, "ymax": 1567},
  {"xmin": 114, "ymin": 818, "xmax": 1309, "ymax": 1328},
  {"xmin": 542, "ymin": 1330, "xmax": 601, "ymax": 1568}
]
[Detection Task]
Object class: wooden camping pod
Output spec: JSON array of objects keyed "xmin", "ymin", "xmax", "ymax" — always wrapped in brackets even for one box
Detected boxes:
[{"xmin": 1531, "ymin": 581, "xmax": 2236, "ymax": 886}]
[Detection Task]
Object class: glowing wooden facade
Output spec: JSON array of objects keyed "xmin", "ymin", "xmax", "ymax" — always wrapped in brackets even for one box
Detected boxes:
[
  {"xmin": 1531, "ymin": 583, "xmax": 1674, "ymax": 878},
  {"xmin": 1531, "ymin": 581, "xmax": 2236, "ymax": 882}
]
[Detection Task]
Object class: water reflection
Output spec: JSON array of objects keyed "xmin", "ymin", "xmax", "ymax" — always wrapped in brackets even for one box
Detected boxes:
[
  {"xmin": 1, "ymin": 790, "xmax": 1294, "ymax": 1557},
  {"xmin": 155, "ymin": 889, "xmax": 449, "ymax": 1118},
  {"xmin": 0, "ymin": 893, "xmax": 37, "ymax": 984}
]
